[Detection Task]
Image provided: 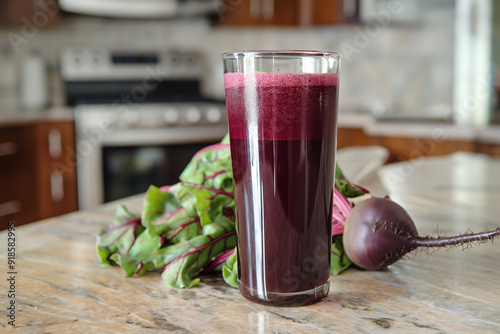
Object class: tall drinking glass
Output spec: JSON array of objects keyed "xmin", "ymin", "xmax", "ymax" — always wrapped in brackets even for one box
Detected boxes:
[{"xmin": 222, "ymin": 51, "xmax": 341, "ymax": 306}]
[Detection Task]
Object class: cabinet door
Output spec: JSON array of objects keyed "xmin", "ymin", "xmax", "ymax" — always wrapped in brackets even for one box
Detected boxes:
[
  {"xmin": 304, "ymin": 0, "xmax": 346, "ymax": 25},
  {"xmin": 0, "ymin": 125, "xmax": 38, "ymax": 228},
  {"xmin": 217, "ymin": 0, "xmax": 347, "ymax": 26},
  {"xmin": 218, "ymin": 0, "xmax": 299, "ymax": 26},
  {"xmin": 34, "ymin": 121, "xmax": 78, "ymax": 220}
]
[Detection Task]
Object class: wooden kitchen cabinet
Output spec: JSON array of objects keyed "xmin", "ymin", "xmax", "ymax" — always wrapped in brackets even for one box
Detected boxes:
[
  {"xmin": 0, "ymin": 0, "xmax": 59, "ymax": 26},
  {"xmin": 476, "ymin": 142, "xmax": 500, "ymax": 158},
  {"xmin": 0, "ymin": 120, "xmax": 77, "ymax": 229},
  {"xmin": 0, "ymin": 125, "xmax": 38, "ymax": 226},
  {"xmin": 217, "ymin": 0, "xmax": 350, "ymax": 26},
  {"xmin": 34, "ymin": 121, "xmax": 78, "ymax": 220}
]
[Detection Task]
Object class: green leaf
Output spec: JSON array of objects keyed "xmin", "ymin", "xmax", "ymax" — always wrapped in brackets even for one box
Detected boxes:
[
  {"xmin": 142, "ymin": 185, "xmax": 202, "ymax": 244},
  {"xmin": 330, "ymin": 235, "xmax": 353, "ymax": 275},
  {"xmin": 222, "ymin": 248, "xmax": 238, "ymax": 288},
  {"xmin": 179, "ymin": 143, "xmax": 232, "ymax": 191},
  {"xmin": 335, "ymin": 162, "xmax": 347, "ymax": 180},
  {"xmin": 161, "ymin": 217, "xmax": 236, "ymax": 288},
  {"xmin": 335, "ymin": 177, "xmax": 365, "ymax": 198},
  {"xmin": 335, "ymin": 163, "xmax": 366, "ymax": 198},
  {"xmin": 177, "ymin": 182, "xmax": 234, "ymax": 227},
  {"xmin": 110, "ymin": 231, "xmax": 163, "ymax": 277},
  {"xmin": 220, "ymin": 133, "xmax": 229, "ymax": 144},
  {"xmin": 96, "ymin": 205, "xmax": 143, "ymax": 266},
  {"xmin": 161, "ymin": 209, "xmax": 202, "ymax": 245}
]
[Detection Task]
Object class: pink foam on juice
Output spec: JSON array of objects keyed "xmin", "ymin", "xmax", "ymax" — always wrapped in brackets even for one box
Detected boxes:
[
  {"xmin": 224, "ymin": 71, "xmax": 338, "ymax": 88},
  {"xmin": 224, "ymin": 72, "xmax": 338, "ymax": 141}
]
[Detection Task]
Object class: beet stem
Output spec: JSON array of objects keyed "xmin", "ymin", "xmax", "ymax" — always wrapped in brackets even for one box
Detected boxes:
[{"xmin": 413, "ymin": 228, "xmax": 500, "ymax": 248}]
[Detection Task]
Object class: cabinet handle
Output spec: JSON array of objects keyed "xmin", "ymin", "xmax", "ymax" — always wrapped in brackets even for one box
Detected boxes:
[
  {"xmin": 51, "ymin": 171, "xmax": 64, "ymax": 202},
  {"xmin": 0, "ymin": 201, "xmax": 21, "ymax": 217},
  {"xmin": 0, "ymin": 142, "xmax": 18, "ymax": 157},
  {"xmin": 298, "ymin": 0, "xmax": 312, "ymax": 26},
  {"xmin": 343, "ymin": 0, "xmax": 357, "ymax": 19},
  {"xmin": 250, "ymin": 0, "xmax": 261, "ymax": 20},
  {"xmin": 262, "ymin": 0, "xmax": 274, "ymax": 20},
  {"xmin": 48, "ymin": 128, "xmax": 62, "ymax": 159}
]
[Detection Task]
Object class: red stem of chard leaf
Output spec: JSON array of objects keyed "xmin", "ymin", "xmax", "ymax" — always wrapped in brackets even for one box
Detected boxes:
[
  {"xmin": 163, "ymin": 217, "xmax": 202, "ymax": 244},
  {"xmin": 183, "ymin": 182, "xmax": 234, "ymax": 198},
  {"xmin": 104, "ymin": 217, "xmax": 141, "ymax": 233},
  {"xmin": 162, "ymin": 231, "xmax": 236, "ymax": 273},
  {"xmin": 332, "ymin": 206, "xmax": 345, "ymax": 223},
  {"xmin": 333, "ymin": 187, "xmax": 353, "ymax": 216},
  {"xmin": 337, "ymin": 178, "xmax": 370, "ymax": 194},
  {"xmin": 204, "ymin": 170, "xmax": 227, "ymax": 181},
  {"xmin": 332, "ymin": 223, "xmax": 345, "ymax": 236},
  {"xmin": 101, "ymin": 218, "xmax": 142, "ymax": 248},
  {"xmin": 331, "ymin": 187, "xmax": 354, "ymax": 236},
  {"xmin": 202, "ymin": 248, "xmax": 235, "ymax": 273},
  {"xmin": 193, "ymin": 143, "xmax": 230, "ymax": 159},
  {"xmin": 159, "ymin": 185, "xmax": 171, "ymax": 192},
  {"xmin": 152, "ymin": 208, "xmax": 186, "ymax": 226}
]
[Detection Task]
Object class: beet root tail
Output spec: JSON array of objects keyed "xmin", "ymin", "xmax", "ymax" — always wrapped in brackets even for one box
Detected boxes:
[{"xmin": 413, "ymin": 227, "xmax": 500, "ymax": 249}]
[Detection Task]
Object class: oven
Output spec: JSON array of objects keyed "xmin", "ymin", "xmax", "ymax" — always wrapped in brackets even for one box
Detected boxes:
[{"xmin": 61, "ymin": 48, "xmax": 227, "ymax": 209}]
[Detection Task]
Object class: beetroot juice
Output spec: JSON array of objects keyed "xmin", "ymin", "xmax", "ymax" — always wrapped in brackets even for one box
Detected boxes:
[{"xmin": 223, "ymin": 52, "xmax": 340, "ymax": 306}]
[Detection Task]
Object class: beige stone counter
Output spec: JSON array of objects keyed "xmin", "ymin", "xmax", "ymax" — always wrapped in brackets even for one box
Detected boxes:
[{"xmin": 1, "ymin": 153, "xmax": 500, "ymax": 333}]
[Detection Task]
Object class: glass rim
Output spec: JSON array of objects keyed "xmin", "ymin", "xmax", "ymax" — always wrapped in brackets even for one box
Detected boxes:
[{"xmin": 222, "ymin": 50, "xmax": 341, "ymax": 60}]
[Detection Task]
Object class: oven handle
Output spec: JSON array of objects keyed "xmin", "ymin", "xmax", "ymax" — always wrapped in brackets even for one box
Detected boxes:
[{"xmin": 94, "ymin": 126, "xmax": 228, "ymax": 146}]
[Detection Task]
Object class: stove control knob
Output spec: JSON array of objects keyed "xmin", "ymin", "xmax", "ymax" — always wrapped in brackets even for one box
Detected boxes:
[
  {"xmin": 164, "ymin": 108, "xmax": 179, "ymax": 125},
  {"xmin": 185, "ymin": 107, "xmax": 201, "ymax": 124},
  {"xmin": 206, "ymin": 107, "xmax": 222, "ymax": 123}
]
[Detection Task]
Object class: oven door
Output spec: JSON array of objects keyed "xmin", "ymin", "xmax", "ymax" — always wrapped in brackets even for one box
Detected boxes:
[{"xmin": 74, "ymin": 104, "xmax": 227, "ymax": 209}]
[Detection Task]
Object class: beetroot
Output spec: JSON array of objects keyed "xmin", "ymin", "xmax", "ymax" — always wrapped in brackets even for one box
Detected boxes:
[{"xmin": 342, "ymin": 197, "xmax": 500, "ymax": 270}]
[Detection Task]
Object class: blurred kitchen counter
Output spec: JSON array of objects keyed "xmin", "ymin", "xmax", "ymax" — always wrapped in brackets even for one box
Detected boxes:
[
  {"xmin": 1, "ymin": 153, "xmax": 499, "ymax": 333},
  {"xmin": 2, "ymin": 108, "xmax": 499, "ymax": 146}
]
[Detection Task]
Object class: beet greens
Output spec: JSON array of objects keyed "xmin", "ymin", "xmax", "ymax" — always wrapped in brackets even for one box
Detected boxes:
[
  {"xmin": 97, "ymin": 135, "xmax": 236, "ymax": 288},
  {"xmin": 97, "ymin": 135, "xmax": 500, "ymax": 289},
  {"xmin": 97, "ymin": 135, "xmax": 360, "ymax": 288}
]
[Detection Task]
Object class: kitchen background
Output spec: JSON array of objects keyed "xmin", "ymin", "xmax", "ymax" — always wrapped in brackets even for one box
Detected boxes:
[
  {"xmin": 0, "ymin": 0, "xmax": 464, "ymax": 118},
  {"xmin": 1, "ymin": 0, "xmax": 499, "ymax": 227}
]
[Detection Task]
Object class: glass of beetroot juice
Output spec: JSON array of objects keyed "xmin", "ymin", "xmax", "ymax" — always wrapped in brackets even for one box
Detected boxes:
[{"xmin": 222, "ymin": 51, "xmax": 341, "ymax": 306}]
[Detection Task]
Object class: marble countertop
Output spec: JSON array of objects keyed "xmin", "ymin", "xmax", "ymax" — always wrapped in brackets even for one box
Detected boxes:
[{"xmin": 1, "ymin": 154, "xmax": 500, "ymax": 333}]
